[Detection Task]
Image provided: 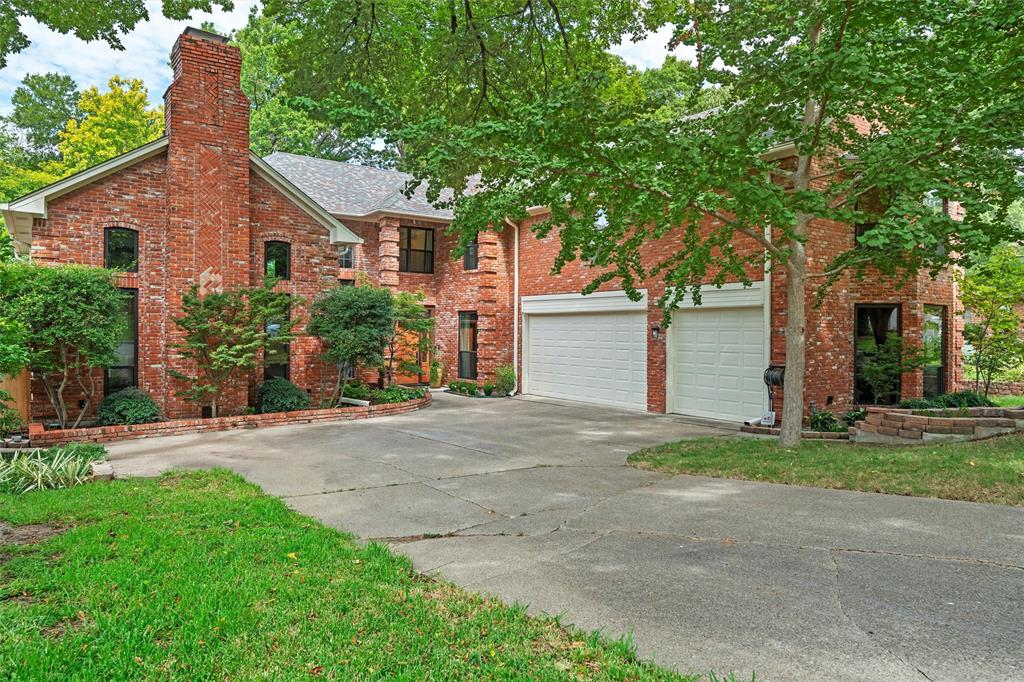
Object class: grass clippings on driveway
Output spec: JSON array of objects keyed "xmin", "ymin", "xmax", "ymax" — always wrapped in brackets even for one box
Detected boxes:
[
  {"xmin": 629, "ymin": 435, "xmax": 1024, "ymax": 506},
  {"xmin": 0, "ymin": 470, "xmax": 691, "ymax": 680}
]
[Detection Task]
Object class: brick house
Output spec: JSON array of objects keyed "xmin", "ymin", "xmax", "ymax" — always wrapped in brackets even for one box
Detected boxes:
[{"xmin": 2, "ymin": 28, "xmax": 962, "ymax": 426}]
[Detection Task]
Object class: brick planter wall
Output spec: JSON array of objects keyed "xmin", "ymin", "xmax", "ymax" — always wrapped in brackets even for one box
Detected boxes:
[
  {"xmin": 28, "ymin": 394, "xmax": 430, "ymax": 447},
  {"xmin": 850, "ymin": 405, "xmax": 1024, "ymax": 444}
]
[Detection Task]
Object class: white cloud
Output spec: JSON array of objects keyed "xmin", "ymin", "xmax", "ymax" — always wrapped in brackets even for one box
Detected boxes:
[
  {"xmin": 0, "ymin": 0, "xmax": 256, "ymax": 113},
  {"xmin": 610, "ymin": 24, "xmax": 696, "ymax": 71}
]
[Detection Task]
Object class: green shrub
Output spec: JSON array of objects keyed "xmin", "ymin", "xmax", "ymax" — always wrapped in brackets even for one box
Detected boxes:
[
  {"xmin": 59, "ymin": 442, "xmax": 108, "ymax": 462},
  {"xmin": 495, "ymin": 364, "xmax": 515, "ymax": 396},
  {"xmin": 0, "ymin": 391, "xmax": 24, "ymax": 437},
  {"xmin": 483, "ymin": 382, "xmax": 495, "ymax": 396},
  {"xmin": 898, "ymin": 398, "xmax": 934, "ymax": 410},
  {"xmin": 0, "ymin": 445, "xmax": 101, "ymax": 494},
  {"xmin": 808, "ymin": 406, "xmax": 844, "ymax": 432},
  {"xmin": 448, "ymin": 380, "xmax": 477, "ymax": 396},
  {"xmin": 843, "ymin": 408, "xmax": 867, "ymax": 426},
  {"xmin": 369, "ymin": 386, "xmax": 426, "ymax": 404},
  {"xmin": 96, "ymin": 388, "xmax": 162, "ymax": 426},
  {"xmin": 342, "ymin": 381, "xmax": 371, "ymax": 401},
  {"xmin": 257, "ymin": 377, "xmax": 311, "ymax": 414},
  {"xmin": 898, "ymin": 391, "xmax": 996, "ymax": 410}
]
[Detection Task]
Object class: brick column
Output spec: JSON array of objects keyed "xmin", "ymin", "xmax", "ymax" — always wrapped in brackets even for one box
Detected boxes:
[
  {"xmin": 475, "ymin": 230, "xmax": 501, "ymax": 383},
  {"xmin": 378, "ymin": 216, "xmax": 400, "ymax": 290}
]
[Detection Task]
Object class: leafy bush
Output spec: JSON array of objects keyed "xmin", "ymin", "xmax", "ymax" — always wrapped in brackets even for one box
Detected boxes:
[
  {"xmin": 495, "ymin": 364, "xmax": 515, "ymax": 396},
  {"xmin": 0, "ymin": 390, "xmax": 23, "ymax": 437},
  {"xmin": 448, "ymin": 380, "xmax": 478, "ymax": 396},
  {"xmin": 342, "ymin": 381, "xmax": 371, "ymax": 401},
  {"xmin": 483, "ymin": 382, "xmax": 495, "ymax": 396},
  {"xmin": 843, "ymin": 408, "xmax": 867, "ymax": 426},
  {"xmin": 0, "ymin": 444, "xmax": 105, "ymax": 494},
  {"xmin": 898, "ymin": 391, "xmax": 996, "ymax": 410},
  {"xmin": 96, "ymin": 388, "xmax": 162, "ymax": 426},
  {"xmin": 257, "ymin": 377, "xmax": 311, "ymax": 414},
  {"xmin": 808, "ymin": 406, "xmax": 844, "ymax": 432},
  {"xmin": 369, "ymin": 386, "xmax": 426, "ymax": 404}
]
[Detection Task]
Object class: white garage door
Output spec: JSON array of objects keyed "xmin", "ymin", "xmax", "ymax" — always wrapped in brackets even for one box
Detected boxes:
[
  {"xmin": 525, "ymin": 311, "xmax": 647, "ymax": 410},
  {"xmin": 671, "ymin": 306, "xmax": 766, "ymax": 422}
]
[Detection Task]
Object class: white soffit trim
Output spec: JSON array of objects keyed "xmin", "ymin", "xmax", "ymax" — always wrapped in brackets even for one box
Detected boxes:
[
  {"xmin": 671, "ymin": 281, "xmax": 764, "ymax": 309},
  {"xmin": 522, "ymin": 289, "xmax": 648, "ymax": 314},
  {"xmin": 250, "ymin": 153, "xmax": 363, "ymax": 245}
]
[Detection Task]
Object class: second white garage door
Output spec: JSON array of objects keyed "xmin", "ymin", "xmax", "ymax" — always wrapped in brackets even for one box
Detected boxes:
[
  {"xmin": 525, "ymin": 311, "xmax": 647, "ymax": 410},
  {"xmin": 671, "ymin": 306, "xmax": 766, "ymax": 422}
]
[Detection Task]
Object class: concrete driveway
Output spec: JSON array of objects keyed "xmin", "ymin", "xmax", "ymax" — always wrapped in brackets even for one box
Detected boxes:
[{"xmin": 107, "ymin": 393, "xmax": 1023, "ymax": 681}]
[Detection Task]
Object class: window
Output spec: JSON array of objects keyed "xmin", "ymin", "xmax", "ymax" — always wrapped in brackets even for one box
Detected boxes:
[
  {"xmin": 923, "ymin": 305, "xmax": 947, "ymax": 399},
  {"xmin": 399, "ymin": 227, "xmax": 434, "ymax": 273},
  {"xmin": 264, "ymin": 297, "xmax": 291, "ymax": 380},
  {"xmin": 338, "ymin": 245, "xmax": 354, "ymax": 269},
  {"xmin": 265, "ymin": 241, "xmax": 291, "ymax": 280},
  {"xmin": 853, "ymin": 188, "xmax": 890, "ymax": 250},
  {"xmin": 105, "ymin": 289, "xmax": 138, "ymax": 394},
  {"xmin": 458, "ymin": 312, "xmax": 478, "ymax": 380},
  {"xmin": 104, "ymin": 227, "xmax": 138, "ymax": 271},
  {"xmin": 463, "ymin": 237, "xmax": 479, "ymax": 271},
  {"xmin": 854, "ymin": 304, "xmax": 901, "ymax": 404},
  {"xmin": 339, "ymin": 278, "xmax": 356, "ymax": 287}
]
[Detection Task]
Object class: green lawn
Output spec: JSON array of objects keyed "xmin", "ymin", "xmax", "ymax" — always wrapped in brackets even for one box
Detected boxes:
[
  {"xmin": 629, "ymin": 435, "xmax": 1024, "ymax": 506},
  {"xmin": 0, "ymin": 471, "xmax": 691, "ymax": 680},
  {"xmin": 991, "ymin": 394, "xmax": 1024, "ymax": 407}
]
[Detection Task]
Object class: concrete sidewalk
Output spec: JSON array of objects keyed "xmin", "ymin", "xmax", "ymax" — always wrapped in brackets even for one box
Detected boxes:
[{"xmin": 106, "ymin": 392, "xmax": 1024, "ymax": 681}]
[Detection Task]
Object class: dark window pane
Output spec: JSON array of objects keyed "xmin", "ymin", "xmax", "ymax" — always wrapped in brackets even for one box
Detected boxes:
[
  {"xmin": 458, "ymin": 312, "xmax": 478, "ymax": 379},
  {"xmin": 854, "ymin": 304, "xmax": 901, "ymax": 404},
  {"xmin": 463, "ymin": 239, "xmax": 479, "ymax": 270},
  {"xmin": 265, "ymin": 297, "xmax": 291, "ymax": 380},
  {"xmin": 399, "ymin": 227, "xmax": 434, "ymax": 273},
  {"xmin": 923, "ymin": 305, "xmax": 946, "ymax": 398},
  {"xmin": 105, "ymin": 368, "xmax": 134, "ymax": 394},
  {"xmin": 104, "ymin": 228, "xmax": 138, "ymax": 271},
  {"xmin": 105, "ymin": 289, "xmax": 138, "ymax": 394},
  {"xmin": 265, "ymin": 241, "xmax": 291, "ymax": 280}
]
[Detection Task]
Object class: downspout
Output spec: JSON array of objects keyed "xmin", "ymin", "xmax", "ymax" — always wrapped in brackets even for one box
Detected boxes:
[{"xmin": 504, "ymin": 217, "xmax": 520, "ymax": 395}]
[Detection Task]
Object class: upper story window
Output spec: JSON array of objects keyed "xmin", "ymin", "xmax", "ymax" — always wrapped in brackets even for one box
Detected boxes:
[
  {"xmin": 104, "ymin": 227, "xmax": 138, "ymax": 271},
  {"xmin": 338, "ymin": 245, "xmax": 355, "ymax": 269},
  {"xmin": 463, "ymin": 237, "xmax": 479, "ymax": 271},
  {"xmin": 853, "ymin": 188, "xmax": 890, "ymax": 250},
  {"xmin": 399, "ymin": 227, "xmax": 434, "ymax": 274},
  {"xmin": 265, "ymin": 241, "xmax": 291, "ymax": 280}
]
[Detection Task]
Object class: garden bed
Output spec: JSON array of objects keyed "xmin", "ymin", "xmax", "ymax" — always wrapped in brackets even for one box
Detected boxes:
[
  {"xmin": 850, "ymin": 405, "xmax": 1024, "ymax": 444},
  {"xmin": 27, "ymin": 394, "xmax": 431, "ymax": 447}
]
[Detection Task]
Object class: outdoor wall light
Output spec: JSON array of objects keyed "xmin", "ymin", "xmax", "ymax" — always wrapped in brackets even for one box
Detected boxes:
[{"xmin": 651, "ymin": 324, "xmax": 662, "ymax": 340}]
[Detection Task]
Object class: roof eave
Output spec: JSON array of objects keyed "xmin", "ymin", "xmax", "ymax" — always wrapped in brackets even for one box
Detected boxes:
[{"xmin": 331, "ymin": 208, "xmax": 453, "ymax": 223}]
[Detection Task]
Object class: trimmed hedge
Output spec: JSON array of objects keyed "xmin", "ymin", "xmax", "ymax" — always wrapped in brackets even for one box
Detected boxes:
[
  {"xmin": 257, "ymin": 378, "xmax": 311, "ymax": 414},
  {"xmin": 898, "ymin": 390, "xmax": 995, "ymax": 410},
  {"xmin": 96, "ymin": 388, "xmax": 162, "ymax": 426}
]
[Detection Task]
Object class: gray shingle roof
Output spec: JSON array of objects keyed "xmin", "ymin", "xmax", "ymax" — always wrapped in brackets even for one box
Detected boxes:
[{"xmin": 263, "ymin": 152, "xmax": 453, "ymax": 220}]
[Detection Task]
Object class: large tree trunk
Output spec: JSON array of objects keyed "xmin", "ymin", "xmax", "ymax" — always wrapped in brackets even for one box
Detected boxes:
[{"xmin": 780, "ymin": 236, "xmax": 809, "ymax": 447}]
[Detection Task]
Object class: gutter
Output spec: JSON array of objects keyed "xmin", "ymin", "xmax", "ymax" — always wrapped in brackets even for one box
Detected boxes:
[{"xmin": 505, "ymin": 217, "xmax": 520, "ymax": 396}]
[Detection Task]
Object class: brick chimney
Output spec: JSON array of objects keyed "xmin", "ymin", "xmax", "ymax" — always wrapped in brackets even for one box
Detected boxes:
[{"xmin": 163, "ymin": 27, "xmax": 252, "ymax": 417}]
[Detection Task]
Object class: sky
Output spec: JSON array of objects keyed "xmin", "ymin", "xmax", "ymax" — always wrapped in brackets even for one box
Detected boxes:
[{"xmin": 0, "ymin": 1, "xmax": 680, "ymax": 115}]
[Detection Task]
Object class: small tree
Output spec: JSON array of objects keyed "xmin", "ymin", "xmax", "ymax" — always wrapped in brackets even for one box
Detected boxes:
[
  {"xmin": 383, "ymin": 290, "xmax": 434, "ymax": 387},
  {"xmin": 307, "ymin": 284, "xmax": 394, "ymax": 406},
  {"xmin": 171, "ymin": 281, "xmax": 297, "ymax": 418},
  {"xmin": 959, "ymin": 246, "xmax": 1024, "ymax": 396},
  {"xmin": 0, "ymin": 262, "xmax": 127, "ymax": 427}
]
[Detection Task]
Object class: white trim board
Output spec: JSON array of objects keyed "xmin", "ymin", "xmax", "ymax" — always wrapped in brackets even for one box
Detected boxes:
[
  {"xmin": 667, "ymin": 281, "xmax": 765, "ymax": 309},
  {"xmin": 521, "ymin": 289, "xmax": 648, "ymax": 315}
]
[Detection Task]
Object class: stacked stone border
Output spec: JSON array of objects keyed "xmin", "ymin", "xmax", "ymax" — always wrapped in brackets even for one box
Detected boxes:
[
  {"xmin": 850, "ymin": 405, "xmax": 1024, "ymax": 444},
  {"xmin": 740, "ymin": 425, "xmax": 849, "ymax": 440},
  {"xmin": 28, "ymin": 394, "xmax": 431, "ymax": 447}
]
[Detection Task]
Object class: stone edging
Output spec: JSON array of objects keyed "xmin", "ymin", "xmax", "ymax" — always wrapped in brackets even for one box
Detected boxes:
[
  {"xmin": 27, "ymin": 394, "xmax": 432, "ymax": 447},
  {"xmin": 740, "ymin": 425, "xmax": 850, "ymax": 439},
  {"xmin": 850, "ymin": 405, "xmax": 1024, "ymax": 444}
]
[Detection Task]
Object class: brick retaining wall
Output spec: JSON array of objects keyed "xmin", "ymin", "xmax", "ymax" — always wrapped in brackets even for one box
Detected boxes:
[
  {"xmin": 28, "ymin": 394, "xmax": 431, "ymax": 447},
  {"xmin": 977, "ymin": 381, "xmax": 1024, "ymax": 397},
  {"xmin": 850, "ymin": 405, "xmax": 1024, "ymax": 444}
]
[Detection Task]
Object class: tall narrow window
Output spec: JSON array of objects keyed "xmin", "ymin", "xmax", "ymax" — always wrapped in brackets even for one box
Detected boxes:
[
  {"xmin": 265, "ymin": 241, "xmax": 291, "ymax": 280},
  {"xmin": 854, "ymin": 304, "xmax": 901, "ymax": 404},
  {"xmin": 104, "ymin": 227, "xmax": 138, "ymax": 271},
  {"xmin": 923, "ymin": 305, "xmax": 947, "ymax": 399},
  {"xmin": 265, "ymin": 297, "xmax": 291, "ymax": 380},
  {"xmin": 105, "ymin": 289, "xmax": 138, "ymax": 394},
  {"xmin": 338, "ymin": 245, "xmax": 355, "ymax": 269},
  {"xmin": 399, "ymin": 227, "xmax": 434, "ymax": 273},
  {"xmin": 463, "ymin": 237, "xmax": 479, "ymax": 270},
  {"xmin": 458, "ymin": 311, "xmax": 478, "ymax": 380}
]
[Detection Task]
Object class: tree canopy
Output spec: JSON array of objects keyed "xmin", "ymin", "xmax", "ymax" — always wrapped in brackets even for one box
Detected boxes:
[
  {"xmin": 268, "ymin": 0, "xmax": 1024, "ymax": 444},
  {"xmin": 0, "ymin": 0, "xmax": 234, "ymax": 68},
  {"xmin": 8, "ymin": 72, "xmax": 82, "ymax": 163}
]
